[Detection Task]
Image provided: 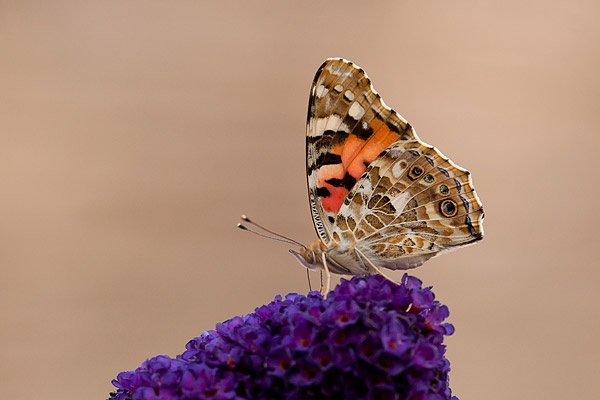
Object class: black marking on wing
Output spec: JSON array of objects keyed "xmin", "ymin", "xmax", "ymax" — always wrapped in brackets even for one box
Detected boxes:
[
  {"xmin": 454, "ymin": 178, "xmax": 462, "ymax": 193},
  {"xmin": 438, "ymin": 167, "xmax": 450, "ymax": 177},
  {"xmin": 338, "ymin": 111, "xmax": 375, "ymax": 138},
  {"xmin": 465, "ymin": 215, "xmax": 476, "ymax": 236},
  {"xmin": 316, "ymin": 186, "xmax": 331, "ymax": 197},
  {"xmin": 315, "ymin": 152, "xmax": 342, "ymax": 167},
  {"xmin": 325, "ymin": 172, "xmax": 357, "ymax": 191},
  {"xmin": 306, "ymin": 130, "xmax": 337, "ymax": 145},
  {"xmin": 307, "ymin": 130, "xmax": 349, "ymax": 149},
  {"xmin": 459, "ymin": 195, "xmax": 470, "ymax": 213},
  {"xmin": 352, "ymin": 120, "xmax": 375, "ymax": 140}
]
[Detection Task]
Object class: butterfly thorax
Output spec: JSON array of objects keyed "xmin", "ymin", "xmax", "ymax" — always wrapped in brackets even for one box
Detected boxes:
[{"xmin": 290, "ymin": 238, "xmax": 371, "ymax": 275}]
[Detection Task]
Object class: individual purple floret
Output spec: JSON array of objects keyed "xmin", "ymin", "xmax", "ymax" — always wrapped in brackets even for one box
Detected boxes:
[{"xmin": 109, "ymin": 274, "xmax": 459, "ymax": 400}]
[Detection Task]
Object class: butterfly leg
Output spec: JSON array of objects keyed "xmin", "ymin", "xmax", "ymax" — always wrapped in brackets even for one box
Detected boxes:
[
  {"xmin": 321, "ymin": 252, "xmax": 332, "ymax": 295},
  {"xmin": 355, "ymin": 248, "xmax": 398, "ymax": 284},
  {"xmin": 306, "ymin": 268, "xmax": 313, "ymax": 292},
  {"xmin": 319, "ymin": 270, "xmax": 323, "ymax": 293}
]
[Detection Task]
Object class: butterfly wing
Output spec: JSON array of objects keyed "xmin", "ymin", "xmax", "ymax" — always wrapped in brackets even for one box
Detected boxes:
[
  {"xmin": 307, "ymin": 58, "xmax": 416, "ymax": 244},
  {"xmin": 332, "ymin": 140, "xmax": 484, "ymax": 270}
]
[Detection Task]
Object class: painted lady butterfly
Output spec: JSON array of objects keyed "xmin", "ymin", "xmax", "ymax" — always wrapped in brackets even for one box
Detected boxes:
[{"xmin": 241, "ymin": 58, "xmax": 484, "ymax": 291}]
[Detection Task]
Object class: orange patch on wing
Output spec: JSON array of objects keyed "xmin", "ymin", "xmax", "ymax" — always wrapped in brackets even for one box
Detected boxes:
[
  {"xmin": 317, "ymin": 163, "xmax": 347, "ymax": 213},
  {"xmin": 343, "ymin": 120, "xmax": 399, "ymax": 180},
  {"xmin": 316, "ymin": 121, "xmax": 399, "ymax": 214},
  {"xmin": 320, "ymin": 186, "xmax": 348, "ymax": 213}
]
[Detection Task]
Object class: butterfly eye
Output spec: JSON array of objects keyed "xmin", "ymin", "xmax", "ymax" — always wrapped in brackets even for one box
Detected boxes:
[
  {"xmin": 408, "ymin": 166, "xmax": 423, "ymax": 180},
  {"xmin": 424, "ymin": 174, "xmax": 434, "ymax": 183},
  {"xmin": 439, "ymin": 185, "xmax": 449, "ymax": 195},
  {"xmin": 439, "ymin": 199, "xmax": 458, "ymax": 217}
]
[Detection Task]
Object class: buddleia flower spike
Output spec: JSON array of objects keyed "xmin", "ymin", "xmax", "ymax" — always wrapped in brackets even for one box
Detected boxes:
[{"xmin": 109, "ymin": 274, "xmax": 459, "ymax": 399}]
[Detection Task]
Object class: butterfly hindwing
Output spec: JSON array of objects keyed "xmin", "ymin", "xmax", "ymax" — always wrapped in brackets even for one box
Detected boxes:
[
  {"xmin": 307, "ymin": 58, "xmax": 416, "ymax": 243},
  {"xmin": 332, "ymin": 140, "xmax": 484, "ymax": 270}
]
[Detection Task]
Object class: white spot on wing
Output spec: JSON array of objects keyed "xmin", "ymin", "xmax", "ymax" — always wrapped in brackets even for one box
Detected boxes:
[
  {"xmin": 316, "ymin": 84, "xmax": 328, "ymax": 98},
  {"xmin": 392, "ymin": 162, "xmax": 405, "ymax": 178},
  {"xmin": 361, "ymin": 178, "xmax": 373, "ymax": 194},
  {"xmin": 325, "ymin": 115, "xmax": 343, "ymax": 132},
  {"xmin": 334, "ymin": 84, "xmax": 343, "ymax": 92},
  {"xmin": 311, "ymin": 118, "xmax": 328, "ymax": 137},
  {"xmin": 390, "ymin": 191, "xmax": 412, "ymax": 213},
  {"xmin": 309, "ymin": 116, "xmax": 346, "ymax": 137},
  {"xmin": 344, "ymin": 90, "xmax": 355, "ymax": 101},
  {"xmin": 341, "ymin": 69, "xmax": 354, "ymax": 79},
  {"xmin": 339, "ymin": 122, "xmax": 350, "ymax": 133},
  {"xmin": 348, "ymin": 101, "xmax": 365, "ymax": 120}
]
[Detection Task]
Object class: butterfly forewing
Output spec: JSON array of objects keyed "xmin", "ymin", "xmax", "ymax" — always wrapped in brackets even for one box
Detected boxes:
[{"xmin": 306, "ymin": 58, "xmax": 416, "ymax": 244}]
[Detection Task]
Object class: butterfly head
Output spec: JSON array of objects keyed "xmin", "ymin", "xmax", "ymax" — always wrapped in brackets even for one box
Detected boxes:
[{"xmin": 289, "ymin": 240, "xmax": 326, "ymax": 271}]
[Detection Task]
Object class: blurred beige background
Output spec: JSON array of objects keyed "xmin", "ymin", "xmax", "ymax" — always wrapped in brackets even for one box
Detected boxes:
[{"xmin": 1, "ymin": 1, "xmax": 598, "ymax": 399}]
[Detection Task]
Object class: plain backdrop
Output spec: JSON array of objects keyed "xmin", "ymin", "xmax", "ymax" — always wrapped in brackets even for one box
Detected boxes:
[{"xmin": 1, "ymin": 1, "xmax": 599, "ymax": 399}]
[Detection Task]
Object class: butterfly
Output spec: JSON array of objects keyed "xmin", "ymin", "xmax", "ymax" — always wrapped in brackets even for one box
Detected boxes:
[{"xmin": 240, "ymin": 58, "xmax": 484, "ymax": 291}]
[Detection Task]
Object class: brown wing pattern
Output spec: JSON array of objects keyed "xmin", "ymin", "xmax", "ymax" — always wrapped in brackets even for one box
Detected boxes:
[
  {"xmin": 331, "ymin": 140, "xmax": 484, "ymax": 270},
  {"xmin": 306, "ymin": 58, "xmax": 416, "ymax": 243}
]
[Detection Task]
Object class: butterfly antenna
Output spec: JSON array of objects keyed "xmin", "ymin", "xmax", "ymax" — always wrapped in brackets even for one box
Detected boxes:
[
  {"xmin": 239, "ymin": 215, "xmax": 306, "ymax": 249},
  {"xmin": 237, "ymin": 223, "xmax": 305, "ymax": 248}
]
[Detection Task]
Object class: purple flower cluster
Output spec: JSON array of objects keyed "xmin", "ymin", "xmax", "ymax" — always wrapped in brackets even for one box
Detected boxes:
[{"xmin": 110, "ymin": 274, "xmax": 458, "ymax": 400}]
